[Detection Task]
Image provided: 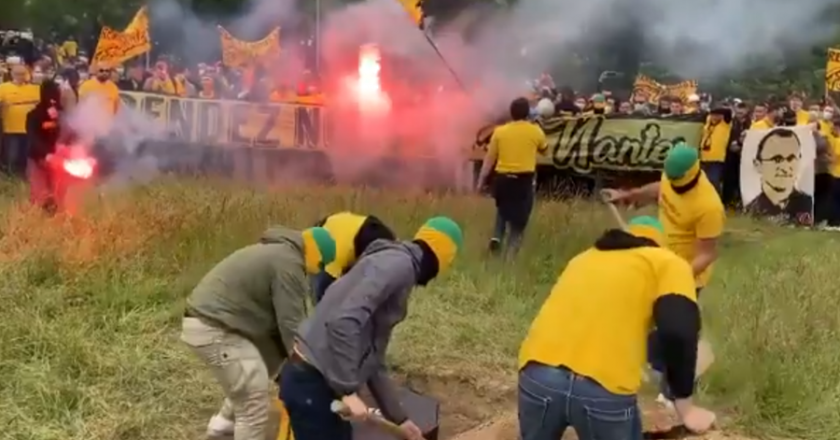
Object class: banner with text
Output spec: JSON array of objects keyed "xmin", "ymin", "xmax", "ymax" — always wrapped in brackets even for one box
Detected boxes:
[
  {"xmin": 218, "ymin": 26, "xmax": 281, "ymax": 68},
  {"xmin": 472, "ymin": 115, "xmax": 705, "ymax": 174},
  {"xmin": 119, "ymin": 91, "xmax": 327, "ymax": 149},
  {"xmin": 93, "ymin": 6, "xmax": 151, "ymax": 65}
]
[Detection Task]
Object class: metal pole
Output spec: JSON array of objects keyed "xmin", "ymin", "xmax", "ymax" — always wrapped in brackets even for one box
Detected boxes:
[{"xmin": 314, "ymin": 0, "xmax": 320, "ymax": 73}]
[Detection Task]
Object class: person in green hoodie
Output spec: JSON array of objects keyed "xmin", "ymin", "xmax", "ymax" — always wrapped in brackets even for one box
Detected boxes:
[
  {"xmin": 180, "ymin": 225, "xmax": 336, "ymax": 440},
  {"xmin": 280, "ymin": 216, "xmax": 463, "ymax": 440}
]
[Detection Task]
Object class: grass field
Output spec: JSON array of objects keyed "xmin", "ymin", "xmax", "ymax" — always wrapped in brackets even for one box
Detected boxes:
[{"xmin": 0, "ymin": 178, "xmax": 837, "ymax": 440}]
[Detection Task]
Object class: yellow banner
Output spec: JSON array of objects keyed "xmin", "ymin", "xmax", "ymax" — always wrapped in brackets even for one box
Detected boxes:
[
  {"xmin": 118, "ymin": 91, "xmax": 327, "ymax": 150},
  {"xmin": 827, "ymin": 48, "xmax": 840, "ymax": 92},
  {"xmin": 93, "ymin": 7, "xmax": 151, "ymax": 65},
  {"xmin": 472, "ymin": 114, "xmax": 705, "ymax": 173},
  {"xmin": 395, "ymin": 0, "xmax": 424, "ymax": 27},
  {"xmin": 218, "ymin": 27, "xmax": 281, "ymax": 68},
  {"xmin": 632, "ymin": 75, "xmax": 698, "ymax": 104}
]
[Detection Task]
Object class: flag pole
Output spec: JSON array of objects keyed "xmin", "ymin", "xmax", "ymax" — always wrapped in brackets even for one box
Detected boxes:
[
  {"xmin": 315, "ymin": 0, "xmax": 321, "ymax": 74},
  {"xmin": 421, "ymin": 29, "xmax": 466, "ymax": 92}
]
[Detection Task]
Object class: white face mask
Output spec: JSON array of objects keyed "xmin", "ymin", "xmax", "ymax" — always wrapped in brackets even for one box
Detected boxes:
[
  {"xmin": 79, "ymin": 72, "xmax": 89, "ymax": 80},
  {"xmin": 32, "ymin": 72, "xmax": 44, "ymax": 83},
  {"xmin": 823, "ymin": 111, "xmax": 834, "ymax": 120}
]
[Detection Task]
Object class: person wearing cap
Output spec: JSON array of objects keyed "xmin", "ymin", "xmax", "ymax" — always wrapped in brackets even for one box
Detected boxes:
[
  {"xmin": 698, "ymin": 105, "xmax": 732, "ymax": 196},
  {"xmin": 517, "ymin": 216, "xmax": 715, "ymax": 440},
  {"xmin": 476, "ymin": 97, "xmax": 547, "ymax": 257},
  {"xmin": 280, "ymin": 217, "xmax": 463, "ymax": 440},
  {"xmin": 180, "ymin": 225, "xmax": 336, "ymax": 440},
  {"xmin": 310, "ymin": 211, "xmax": 396, "ymax": 303},
  {"xmin": 602, "ymin": 144, "xmax": 725, "ymax": 403}
]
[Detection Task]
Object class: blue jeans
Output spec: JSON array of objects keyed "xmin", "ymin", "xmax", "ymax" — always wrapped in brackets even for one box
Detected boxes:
[
  {"xmin": 518, "ymin": 363, "xmax": 642, "ymax": 440},
  {"xmin": 311, "ymin": 271, "xmax": 337, "ymax": 303},
  {"xmin": 701, "ymin": 162, "xmax": 724, "ymax": 199},
  {"xmin": 279, "ymin": 358, "xmax": 352, "ymax": 440},
  {"xmin": 2, "ymin": 134, "xmax": 29, "ymax": 178}
]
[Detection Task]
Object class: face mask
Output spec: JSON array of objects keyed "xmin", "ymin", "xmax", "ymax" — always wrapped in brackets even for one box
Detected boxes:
[
  {"xmin": 700, "ymin": 103, "xmax": 710, "ymax": 111},
  {"xmin": 574, "ymin": 102, "xmax": 585, "ymax": 109},
  {"xmin": 79, "ymin": 72, "xmax": 89, "ymax": 80},
  {"xmin": 824, "ymin": 111, "xmax": 834, "ymax": 120},
  {"xmin": 633, "ymin": 104, "xmax": 646, "ymax": 112},
  {"xmin": 529, "ymin": 107, "xmax": 538, "ymax": 118}
]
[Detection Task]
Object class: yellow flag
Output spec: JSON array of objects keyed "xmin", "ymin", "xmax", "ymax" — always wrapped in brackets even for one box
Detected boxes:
[
  {"xmin": 92, "ymin": 7, "xmax": 151, "ymax": 66},
  {"xmin": 218, "ymin": 26, "xmax": 282, "ymax": 68},
  {"xmin": 826, "ymin": 48, "xmax": 840, "ymax": 92},
  {"xmin": 395, "ymin": 0, "xmax": 424, "ymax": 27},
  {"xmin": 664, "ymin": 79, "xmax": 698, "ymax": 103},
  {"xmin": 632, "ymin": 74, "xmax": 664, "ymax": 103}
]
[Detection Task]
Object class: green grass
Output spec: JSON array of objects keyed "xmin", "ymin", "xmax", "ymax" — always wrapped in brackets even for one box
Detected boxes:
[{"xmin": 0, "ymin": 178, "xmax": 837, "ymax": 440}]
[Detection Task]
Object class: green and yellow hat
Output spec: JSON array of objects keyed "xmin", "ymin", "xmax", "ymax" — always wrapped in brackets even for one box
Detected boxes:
[
  {"xmin": 664, "ymin": 143, "xmax": 700, "ymax": 187},
  {"xmin": 414, "ymin": 216, "xmax": 463, "ymax": 273},
  {"xmin": 301, "ymin": 227, "xmax": 337, "ymax": 274},
  {"xmin": 626, "ymin": 215, "xmax": 664, "ymax": 247}
]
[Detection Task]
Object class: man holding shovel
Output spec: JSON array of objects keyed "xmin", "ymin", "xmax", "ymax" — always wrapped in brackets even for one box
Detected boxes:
[
  {"xmin": 180, "ymin": 225, "xmax": 336, "ymax": 440},
  {"xmin": 602, "ymin": 143, "xmax": 725, "ymax": 406},
  {"xmin": 518, "ymin": 216, "xmax": 715, "ymax": 440},
  {"xmin": 279, "ymin": 216, "xmax": 464, "ymax": 440}
]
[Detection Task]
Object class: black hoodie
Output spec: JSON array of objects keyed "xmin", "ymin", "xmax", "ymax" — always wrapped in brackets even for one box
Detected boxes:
[{"xmin": 26, "ymin": 80, "xmax": 63, "ymax": 162}]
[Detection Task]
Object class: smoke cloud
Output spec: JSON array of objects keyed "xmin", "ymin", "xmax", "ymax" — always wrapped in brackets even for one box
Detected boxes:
[{"xmin": 67, "ymin": 0, "xmax": 840, "ymax": 193}]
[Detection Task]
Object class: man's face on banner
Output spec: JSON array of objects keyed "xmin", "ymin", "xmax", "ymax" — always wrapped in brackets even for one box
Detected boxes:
[{"xmin": 754, "ymin": 131, "xmax": 801, "ymax": 201}]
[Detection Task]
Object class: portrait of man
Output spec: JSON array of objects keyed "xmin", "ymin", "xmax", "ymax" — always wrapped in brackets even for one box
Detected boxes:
[{"xmin": 741, "ymin": 127, "xmax": 814, "ymax": 225}]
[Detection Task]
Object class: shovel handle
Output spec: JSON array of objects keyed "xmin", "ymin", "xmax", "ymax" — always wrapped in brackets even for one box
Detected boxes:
[
  {"xmin": 330, "ymin": 400, "xmax": 416, "ymax": 439},
  {"xmin": 599, "ymin": 190, "xmax": 628, "ymax": 229}
]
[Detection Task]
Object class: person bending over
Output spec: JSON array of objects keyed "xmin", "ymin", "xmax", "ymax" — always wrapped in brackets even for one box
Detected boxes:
[
  {"xmin": 280, "ymin": 217, "xmax": 463, "ymax": 440},
  {"xmin": 311, "ymin": 211, "xmax": 396, "ymax": 302},
  {"xmin": 517, "ymin": 216, "xmax": 715, "ymax": 440},
  {"xmin": 181, "ymin": 226, "xmax": 336, "ymax": 440}
]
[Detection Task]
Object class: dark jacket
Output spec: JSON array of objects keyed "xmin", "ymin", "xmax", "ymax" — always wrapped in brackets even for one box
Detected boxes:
[
  {"xmin": 26, "ymin": 80, "xmax": 63, "ymax": 161},
  {"xmin": 117, "ymin": 78, "xmax": 144, "ymax": 92},
  {"xmin": 296, "ymin": 239, "xmax": 423, "ymax": 424}
]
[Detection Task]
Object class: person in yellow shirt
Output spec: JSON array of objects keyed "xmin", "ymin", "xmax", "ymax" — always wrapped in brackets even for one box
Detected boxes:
[
  {"xmin": 826, "ymin": 118, "xmax": 840, "ymax": 230},
  {"xmin": 790, "ymin": 94, "xmax": 810, "ymax": 126},
  {"xmin": 699, "ymin": 106, "xmax": 732, "ymax": 196},
  {"xmin": 476, "ymin": 97, "xmax": 547, "ymax": 256},
  {"xmin": 603, "ymin": 144, "xmax": 725, "ymax": 404},
  {"xmin": 143, "ymin": 61, "xmax": 177, "ymax": 95},
  {"xmin": 517, "ymin": 216, "xmax": 715, "ymax": 440},
  {"xmin": 750, "ymin": 102, "xmax": 774, "ymax": 130},
  {"xmin": 310, "ymin": 212, "xmax": 396, "ymax": 302},
  {"xmin": 0, "ymin": 64, "xmax": 39, "ymax": 176},
  {"xmin": 78, "ymin": 63, "xmax": 120, "ymax": 114}
]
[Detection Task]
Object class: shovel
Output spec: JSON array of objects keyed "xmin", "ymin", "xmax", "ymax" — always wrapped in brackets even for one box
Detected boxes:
[{"xmin": 330, "ymin": 400, "xmax": 423, "ymax": 440}]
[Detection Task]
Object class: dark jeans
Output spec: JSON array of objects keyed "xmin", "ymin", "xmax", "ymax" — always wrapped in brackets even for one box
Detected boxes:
[
  {"xmin": 2, "ymin": 134, "xmax": 29, "ymax": 178},
  {"xmin": 311, "ymin": 271, "xmax": 337, "ymax": 303},
  {"xmin": 518, "ymin": 363, "xmax": 641, "ymax": 440},
  {"xmin": 701, "ymin": 162, "xmax": 724, "ymax": 199},
  {"xmin": 815, "ymin": 174, "xmax": 834, "ymax": 224},
  {"xmin": 279, "ymin": 358, "xmax": 352, "ymax": 440}
]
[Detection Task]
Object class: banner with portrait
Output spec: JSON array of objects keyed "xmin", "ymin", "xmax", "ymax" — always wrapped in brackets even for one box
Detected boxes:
[
  {"xmin": 740, "ymin": 125, "xmax": 815, "ymax": 226},
  {"xmin": 632, "ymin": 75, "xmax": 698, "ymax": 104},
  {"xmin": 218, "ymin": 26, "xmax": 281, "ymax": 68}
]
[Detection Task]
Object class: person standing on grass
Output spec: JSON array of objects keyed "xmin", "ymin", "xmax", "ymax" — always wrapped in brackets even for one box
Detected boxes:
[
  {"xmin": 25, "ymin": 79, "xmax": 63, "ymax": 213},
  {"xmin": 180, "ymin": 225, "xmax": 336, "ymax": 440},
  {"xmin": 310, "ymin": 211, "xmax": 396, "ymax": 302},
  {"xmin": 517, "ymin": 216, "xmax": 715, "ymax": 440},
  {"xmin": 475, "ymin": 97, "xmax": 547, "ymax": 257},
  {"xmin": 602, "ymin": 143, "xmax": 725, "ymax": 408},
  {"xmin": 0, "ymin": 64, "xmax": 39, "ymax": 177},
  {"xmin": 280, "ymin": 217, "xmax": 463, "ymax": 440}
]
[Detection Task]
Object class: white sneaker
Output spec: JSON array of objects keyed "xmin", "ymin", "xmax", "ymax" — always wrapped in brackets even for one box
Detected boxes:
[
  {"xmin": 207, "ymin": 414, "xmax": 234, "ymax": 437},
  {"xmin": 655, "ymin": 393, "xmax": 675, "ymax": 411}
]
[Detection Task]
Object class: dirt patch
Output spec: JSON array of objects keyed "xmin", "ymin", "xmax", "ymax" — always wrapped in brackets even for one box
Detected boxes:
[{"xmin": 405, "ymin": 376, "xmax": 758, "ymax": 440}]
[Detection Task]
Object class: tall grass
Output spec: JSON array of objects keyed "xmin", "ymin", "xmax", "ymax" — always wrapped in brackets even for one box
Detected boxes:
[{"xmin": 0, "ymin": 178, "xmax": 836, "ymax": 440}]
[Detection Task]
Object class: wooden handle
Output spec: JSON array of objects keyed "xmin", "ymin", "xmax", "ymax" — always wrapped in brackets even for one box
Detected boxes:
[
  {"xmin": 599, "ymin": 191, "xmax": 628, "ymax": 229},
  {"xmin": 330, "ymin": 400, "xmax": 415, "ymax": 439}
]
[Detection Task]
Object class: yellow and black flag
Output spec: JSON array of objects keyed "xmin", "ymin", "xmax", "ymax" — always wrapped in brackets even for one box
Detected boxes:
[
  {"xmin": 396, "ymin": 0, "xmax": 425, "ymax": 28},
  {"xmin": 826, "ymin": 48, "xmax": 840, "ymax": 92}
]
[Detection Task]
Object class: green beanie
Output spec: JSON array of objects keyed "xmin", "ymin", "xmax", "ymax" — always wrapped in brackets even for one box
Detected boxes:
[
  {"xmin": 628, "ymin": 215, "xmax": 664, "ymax": 233},
  {"xmin": 592, "ymin": 94, "xmax": 606, "ymax": 103},
  {"xmin": 663, "ymin": 143, "xmax": 699, "ymax": 180},
  {"xmin": 414, "ymin": 216, "xmax": 463, "ymax": 272},
  {"xmin": 303, "ymin": 226, "xmax": 337, "ymax": 266}
]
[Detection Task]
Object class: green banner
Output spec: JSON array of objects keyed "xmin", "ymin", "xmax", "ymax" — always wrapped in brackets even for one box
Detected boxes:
[{"xmin": 473, "ymin": 114, "xmax": 705, "ymax": 174}]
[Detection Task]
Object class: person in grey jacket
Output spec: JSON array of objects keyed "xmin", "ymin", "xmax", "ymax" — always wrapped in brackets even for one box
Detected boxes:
[{"xmin": 278, "ymin": 216, "xmax": 463, "ymax": 440}]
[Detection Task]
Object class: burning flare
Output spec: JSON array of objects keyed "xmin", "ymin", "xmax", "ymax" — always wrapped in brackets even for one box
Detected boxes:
[{"xmin": 356, "ymin": 44, "xmax": 390, "ymax": 113}]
